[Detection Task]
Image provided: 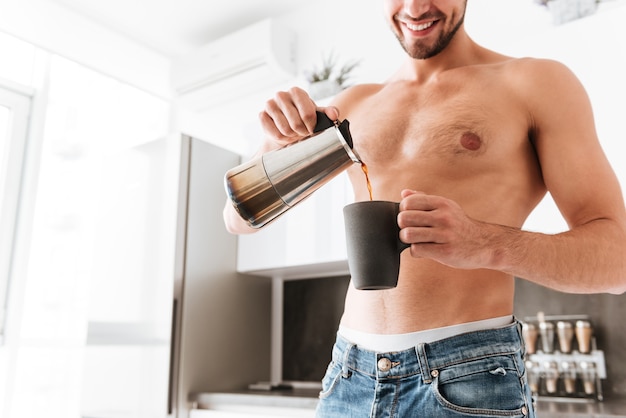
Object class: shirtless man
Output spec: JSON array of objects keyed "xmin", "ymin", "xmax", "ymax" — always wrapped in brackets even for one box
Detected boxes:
[{"xmin": 224, "ymin": 1, "xmax": 626, "ymax": 416}]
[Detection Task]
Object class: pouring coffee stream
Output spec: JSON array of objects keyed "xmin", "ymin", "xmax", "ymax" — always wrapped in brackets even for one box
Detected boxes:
[{"xmin": 361, "ymin": 161, "xmax": 373, "ymax": 201}]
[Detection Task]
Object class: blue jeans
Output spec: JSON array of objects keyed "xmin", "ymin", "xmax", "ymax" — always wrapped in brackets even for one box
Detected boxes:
[{"xmin": 315, "ymin": 321, "xmax": 535, "ymax": 418}]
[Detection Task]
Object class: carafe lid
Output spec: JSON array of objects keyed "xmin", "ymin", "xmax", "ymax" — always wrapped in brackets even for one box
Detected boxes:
[{"xmin": 314, "ymin": 111, "xmax": 354, "ymax": 149}]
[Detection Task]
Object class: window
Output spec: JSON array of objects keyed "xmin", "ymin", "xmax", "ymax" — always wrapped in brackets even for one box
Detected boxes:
[
  {"xmin": 0, "ymin": 31, "xmax": 171, "ymax": 418},
  {"xmin": 0, "ymin": 84, "xmax": 32, "ymax": 342}
]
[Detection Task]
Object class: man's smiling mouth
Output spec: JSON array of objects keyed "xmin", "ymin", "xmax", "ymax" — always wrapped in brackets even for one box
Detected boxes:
[{"xmin": 405, "ymin": 21, "xmax": 435, "ymax": 31}]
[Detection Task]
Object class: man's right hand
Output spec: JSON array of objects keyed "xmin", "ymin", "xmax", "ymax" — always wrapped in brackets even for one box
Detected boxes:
[
  {"xmin": 224, "ymin": 87, "xmax": 340, "ymax": 235},
  {"xmin": 259, "ymin": 86, "xmax": 339, "ymax": 150}
]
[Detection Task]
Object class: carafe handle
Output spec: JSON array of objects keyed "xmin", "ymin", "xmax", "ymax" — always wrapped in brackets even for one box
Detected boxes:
[
  {"xmin": 313, "ymin": 110, "xmax": 356, "ymax": 151},
  {"xmin": 313, "ymin": 110, "xmax": 335, "ymax": 133}
]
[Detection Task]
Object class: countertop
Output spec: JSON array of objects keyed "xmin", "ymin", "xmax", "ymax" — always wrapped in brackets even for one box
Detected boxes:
[
  {"xmin": 535, "ymin": 398, "xmax": 626, "ymax": 417},
  {"xmin": 193, "ymin": 389, "xmax": 626, "ymax": 417},
  {"xmin": 193, "ymin": 388, "xmax": 320, "ymax": 410}
]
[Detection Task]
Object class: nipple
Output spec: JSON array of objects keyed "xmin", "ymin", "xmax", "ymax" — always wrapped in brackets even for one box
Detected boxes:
[{"xmin": 460, "ymin": 132, "xmax": 482, "ymax": 151}]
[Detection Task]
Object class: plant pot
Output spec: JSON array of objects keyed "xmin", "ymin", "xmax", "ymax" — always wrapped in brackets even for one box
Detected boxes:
[
  {"xmin": 548, "ymin": 0, "xmax": 597, "ymax": 24},
  {"xmin": 308, "ymin": 80, "xmax": 343, "ymax": 101}
]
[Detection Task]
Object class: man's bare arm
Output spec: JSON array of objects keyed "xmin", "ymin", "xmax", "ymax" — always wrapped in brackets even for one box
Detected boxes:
[
  {"xmin": 503, "ymin": 59, "xmax": 626, "ymax": 293},
  {"xmin": 398, "ymin": 60, "xmax": 626, "ymax": 294}
]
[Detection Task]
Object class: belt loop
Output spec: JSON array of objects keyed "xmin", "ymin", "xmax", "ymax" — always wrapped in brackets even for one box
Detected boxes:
[
  {"xmin": 513, "ymin": 316, "xmax": 526, "ymax": 355},
  {"xmin": 341, "ymin": 343, "xmax": 354, "ymax": 378},
  {"xmin": 416, "ymin": 343, "xmax": 432, "ymax": 384}
]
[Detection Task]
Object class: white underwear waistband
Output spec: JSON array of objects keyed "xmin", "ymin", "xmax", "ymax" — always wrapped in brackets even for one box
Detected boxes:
[{"xmin": 338, "ymin": 315, "xmax": 514, "ymax": 353}]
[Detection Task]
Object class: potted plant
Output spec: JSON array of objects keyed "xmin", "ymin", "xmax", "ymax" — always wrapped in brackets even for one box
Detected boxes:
[
  {"xmin": 535, "ymin": 0, "xmax": 599, "ymax": 24},
  {"xmin": 305, "ymin": 52, "xmax": 360, "ymax": 100}
]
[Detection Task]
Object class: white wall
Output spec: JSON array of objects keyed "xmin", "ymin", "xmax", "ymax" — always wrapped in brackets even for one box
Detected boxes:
[
  {"xmin": 468, "ymin": 1, "xmax": 626, "ymax": 233},
  {"xmin": 174, "ymin": 0, "xmax": 404, "ymax": 156},
  {"xmin": 0, "ymin": 0, "xmax": 171, "ymax": 98},
  {"xmin": 180, "ymin": 0, "xmax": 626, "ymax": 234},
  {"xmin": 13, "ymin": 0, "xmax": 620, "ymax": 233}
]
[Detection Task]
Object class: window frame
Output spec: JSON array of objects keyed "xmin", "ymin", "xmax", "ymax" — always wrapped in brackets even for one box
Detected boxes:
[{"xmin": 0, "ymin": 79, "xmax": 33, "ymax": 343}]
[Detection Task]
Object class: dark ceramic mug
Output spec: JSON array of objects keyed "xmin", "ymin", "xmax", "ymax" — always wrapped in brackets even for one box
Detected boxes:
[{"xmin": 343, "ymin": 200, "xmax": 411, "ymax": 290}]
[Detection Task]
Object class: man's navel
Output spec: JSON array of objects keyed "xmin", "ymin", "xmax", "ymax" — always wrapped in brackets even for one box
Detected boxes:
[{"xmin": 460, "ymin": 132, "xmax": 482, "ymax": 151}]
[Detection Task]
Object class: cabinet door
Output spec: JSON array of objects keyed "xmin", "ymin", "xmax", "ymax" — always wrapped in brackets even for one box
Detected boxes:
[
  {"xmin": 236, "ymin": 172, "xmax": 352, "ymax": 275},
  {"xmin": 172, "ymin": 137, "xmax": 271, "ymax": 418}
]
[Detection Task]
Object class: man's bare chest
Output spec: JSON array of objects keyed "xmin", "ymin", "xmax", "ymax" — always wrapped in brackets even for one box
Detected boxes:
[{"xmin": 347, "ymin": 85, "xmax": 529, "ymax": 171}]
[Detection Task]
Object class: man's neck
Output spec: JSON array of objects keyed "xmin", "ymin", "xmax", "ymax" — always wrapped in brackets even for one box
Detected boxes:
[{"xmin": 397, "ymin": 30, "xmax": 484, "ymax": 82}]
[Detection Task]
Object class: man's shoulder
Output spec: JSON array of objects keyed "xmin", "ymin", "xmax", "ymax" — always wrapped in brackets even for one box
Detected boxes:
[
  {"xmin": 329, "ymin": 83, "xmax": 384, "ymax": 110},
  {"xmin": 340, "ymin": 83, "xmax": 385, "ymax": 97},
  {"xmin": 496, "ymin": 56, "xmax": 572, "ymax": 77},
  {"xmin": 478, "ymin": 57, "xmax": 577, "ymax": 96}
]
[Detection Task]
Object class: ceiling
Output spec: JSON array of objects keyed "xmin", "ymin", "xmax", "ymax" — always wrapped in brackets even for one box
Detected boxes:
[
  {"xmin": 41, "ymin": 0, "xmax": 621, "ymax": 60},
  {"xmin": 47, "ymin": 0, "xmax": 310, "ymax": 58}
]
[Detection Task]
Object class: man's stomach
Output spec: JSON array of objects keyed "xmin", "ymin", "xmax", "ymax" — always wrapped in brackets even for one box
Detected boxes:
[{"xmin": 339, "ymin": 256, "xmax": 515, "ymax": 334}]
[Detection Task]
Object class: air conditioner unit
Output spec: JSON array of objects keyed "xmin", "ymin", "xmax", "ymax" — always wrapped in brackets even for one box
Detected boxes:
[{"xmin": 171, "ymin": 18, "xmax": 297, "ymax": 111}]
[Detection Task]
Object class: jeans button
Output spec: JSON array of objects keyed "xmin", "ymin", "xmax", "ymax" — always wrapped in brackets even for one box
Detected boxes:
[{"xmin": 377, "ymin": 357, "xmax": 392, "ymax": 372}]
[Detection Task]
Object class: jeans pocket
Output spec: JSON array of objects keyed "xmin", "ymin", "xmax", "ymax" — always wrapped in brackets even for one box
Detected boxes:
[
  {"xmin": 318, "ymin": 360, "xmax": 343, "ymax": 400},
  {"xmin": 431, "ymin": 355, "xmax": 528, "ymax": 417}
]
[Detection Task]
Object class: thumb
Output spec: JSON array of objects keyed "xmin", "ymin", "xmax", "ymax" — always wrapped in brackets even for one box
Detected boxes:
[
  {"xmin": 320, "ymin": 106, "xmax": 340, "ymax": 121},
  {"xmin": 401, "ymin": 189, "xmax": 419, "ymax": 199}
]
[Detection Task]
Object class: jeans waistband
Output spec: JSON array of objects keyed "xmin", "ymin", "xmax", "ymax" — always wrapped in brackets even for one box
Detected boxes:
[
  {"xmin": 332, "ymin": 320, "xmax": 524, "ymax": 384},
  {"xmin": 338, "ymin": 315, "xmax": 513, "ymax": 352}
]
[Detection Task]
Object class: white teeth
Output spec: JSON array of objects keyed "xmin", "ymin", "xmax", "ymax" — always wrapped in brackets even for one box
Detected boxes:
[{"xmin": 406, "ymin": 21, "xmax": 434, "ymax": 31}]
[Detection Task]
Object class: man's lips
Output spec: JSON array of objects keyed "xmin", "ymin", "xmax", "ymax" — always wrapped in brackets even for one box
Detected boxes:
[
  {"xmin": 405, "ymin": 20, "xmax": 436, "ymax": 31},
  {"xmin": 395, "ymin": 13, "xmax": 441, "ymax": 35}
]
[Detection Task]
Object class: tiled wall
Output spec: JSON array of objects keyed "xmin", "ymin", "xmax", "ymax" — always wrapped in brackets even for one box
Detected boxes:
[{"xmin": 282, "ymin": 276, "xmax": 350, "ymax": 382}]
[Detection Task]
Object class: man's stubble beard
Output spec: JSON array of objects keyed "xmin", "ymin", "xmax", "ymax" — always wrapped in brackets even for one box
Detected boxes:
[{"xmin": 395, "ymin": 12, "xmax": 465, "ymax": 60}]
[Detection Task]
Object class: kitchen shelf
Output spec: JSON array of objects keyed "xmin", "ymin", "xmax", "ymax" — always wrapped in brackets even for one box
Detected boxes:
[{"xmin": 240, "ymin": 259, "xmax": 348, "ymax": 280}]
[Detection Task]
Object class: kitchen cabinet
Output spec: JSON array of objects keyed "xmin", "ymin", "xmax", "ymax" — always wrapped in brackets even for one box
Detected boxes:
[
  {"xmin": 233, "ymin": 172, "xmax": 353, "ymax": 388},
  {"xmin": 236, "ymin": 171, "xmax": 352, "ymax": 277}
]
